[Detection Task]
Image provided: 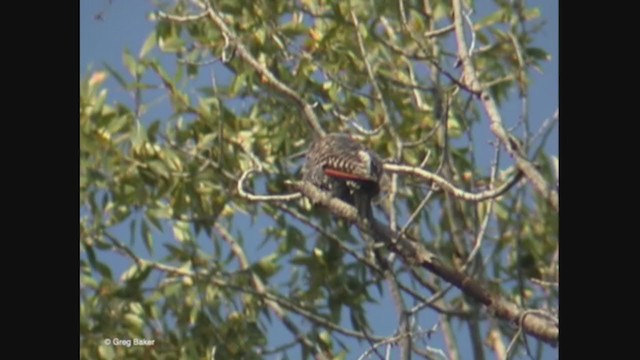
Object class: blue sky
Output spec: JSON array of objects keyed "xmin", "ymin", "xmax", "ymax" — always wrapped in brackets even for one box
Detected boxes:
[{"xmin": 81, "ymin": 1, "xmax": 557, "ymax": 358}]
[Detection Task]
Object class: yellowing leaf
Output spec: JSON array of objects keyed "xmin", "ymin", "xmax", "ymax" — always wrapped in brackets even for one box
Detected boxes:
[{"xmin": 89, "ymin": 71, "xmax": 108, "ymax": 87}]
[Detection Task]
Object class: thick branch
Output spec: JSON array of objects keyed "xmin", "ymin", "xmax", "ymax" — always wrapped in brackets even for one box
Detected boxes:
[{"xmin": 295, "ymin": 181, "xmax": 558, "ymax": 346}]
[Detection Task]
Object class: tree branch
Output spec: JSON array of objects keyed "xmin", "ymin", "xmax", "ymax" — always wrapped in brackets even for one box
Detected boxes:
[
  {"xmin": 451, "ymin": 0, "xmax": 558, "ymax": 211},
  {"xmin": 193, "ymin": 0, "xmax": 326, "ymax": 137},
  {"xmin": 384, "ymin": 163, "xmax": 522, "ymax": 202},
  {"xmin": 237, "ymin": 169, "xmax": 302, "ymax": 202},
  {"xmin": 214, "ymin": 223, "xmax": 326, "ymax": 359},
  {"xmin": 295, "ymin": 181, "xmax": 558, "ymax": 346}
]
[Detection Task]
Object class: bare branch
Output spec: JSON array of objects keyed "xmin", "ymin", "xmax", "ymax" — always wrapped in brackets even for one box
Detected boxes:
[
  {"xmin": 397, "ymin": 175, "xmax": 438, "ymax": 240},
  {"xmin": 384, "ymin": 163, "xmax": 522, "ymax": 202},
  {"xmin": 425, "ymin": 24, "xmax": 455, "ymax": 38},
  {"xmin": 531, "ymin": 109, "xmax": 559, "ymax": 160},
  {"xmin": 462, "ymin": 8, "xmax": 477, "ymax": 57},
  {"xmin": 331, "ymin": 109, "xmax": 383, "ymax": 135},
  {"xmin": 156, "ymin": 9, "xmax": 208, "ymax": 23},
  {"xmin": 236, "ymin": 169, "xmax": 302, "ymax": 202}
]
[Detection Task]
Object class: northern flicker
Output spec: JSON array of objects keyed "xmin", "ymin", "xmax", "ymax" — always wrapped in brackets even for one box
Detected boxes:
[{"xmin": 301, "ymin": 133, "xmax": 384, "ymax": 222}]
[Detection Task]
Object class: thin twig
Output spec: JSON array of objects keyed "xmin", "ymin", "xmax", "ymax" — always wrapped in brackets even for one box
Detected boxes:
[
  {"xmin": 156, "ymin": 9, "xmax": 208, "ymax": 23},
  {"xmin": 462, "ymin": 8, "xmax": 476, "ymax": 57},
  {"xmin": 462, "ymin": 145, "xmax": 500, "ymax": 270},
  {"xmin": 236, "ymin": 169, "xmax": 302, "ymax": 202},
  {"xmin": 425, "ymin": 24, "xmax": 455, "ymax": 38},
  {"xmin": 372, "ymin": 31, "xmax": 481, "ymax": 97},
  {"xmin": 384, "ymin": 163, "xmax": 522, "ymax": 202},
  {"xmin": 531, "ymin": 109, "xmax": 559, "ymax": 159},
  {"xmin": 357, "ymin": 328, "xmax": 438, "ymax": 360}
]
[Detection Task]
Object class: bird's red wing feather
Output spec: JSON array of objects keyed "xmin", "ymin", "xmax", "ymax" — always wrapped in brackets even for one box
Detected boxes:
[{"xmin": 323, "ymin": 167, "xmax": 370, "ymax": 181}]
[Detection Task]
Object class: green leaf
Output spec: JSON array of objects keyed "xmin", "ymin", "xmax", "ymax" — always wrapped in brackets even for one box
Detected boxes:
[
  {"xmin": 121, "ymin": 263, "xmax": 145, "ymax": 282},
  {"xmin": 318, "ymin": 331, "xmax": 332, "ymax": 348},
  {"xmin": 494, "ymin": 201, "xmax": 509, "ymax": 222},
  {"xmin": 122, "ymin": 49, "xmax": 138, "ymax": 78},
  {"xmin": 197, "ymin": 132, "xmax": 219, "ymax": 151},
  {"xmin": 279, "ymin": 22, "xmax": 306, "ymax": 37},
  {"xmin": 106, "ymin": 115, "xmax": 130, "ymax": 135},
  {"xmin": 95, "ymin": 262, "xmax": 113, "ymax": 280},
  {"xmin": 475, "ymin": 9, "xmax": 506, "ymax": 31},
  {"xmin": 147, "ymin": 120, "xmax": 161, "ymax": 141},
  {"xmin": 186, "ymin": 63, "xmax": 198, "ymax": 77},
  {"xmin": 84, "ymin": 241, "xmax": 98, "ymax": 267},
  {"xmin": 196, "ymin": 87, "xmax": 216, "ymax": 97},
  {"xmin": 98, "ymin": 344, "xmax": 115, "ymax": 360},
  {"xmin": 148, "ymin": 159, "xmax": 170, "ymax": 179},
  {"xmin": 254, "ymin": 254, "xmax": 281, "ymax": 279},
  {"xmin": 147, "ymin": 205, "xmax": 171, "ymax": 223},
  {"xmin": 129, "ymin": 218, "xmax": 137, "ymax": 246},
  {"xmin": 175, "ymin": 60, "xmax": 185, "ymax": 83},
  {"xmin": 124, "ymin": 312, "xmax": 145, "ymax": 330},
  {"xmin": 139, "ymin": 31, "xmax": 157, "ymax": 58},
  {"xmin": 142, "ymin": 219, "xmax": 154, "ymax": 255},
  {"xmin": 158, "ymin": 35, "xmax": 185, "ymax": 53},
  {"xmin": 254, "ymin": 28, "xmax": 266, "ymax": 45},
  {"xmin": 149, "ymin": 60, "xmax": 171, "ymax": 85},
  {"xmin": 145, "ymin": 211, "xmax": 163, "ymax": 232},
  {"xmin": 229, "ymin": 72, "xmax": 248, "ymax": 97},
  {"xmin": 103, "ymin": 63, "xmax": 128, "ymax": 89},
  {"xmin": 129, "ymin": 301, "xmax": 144, "ymax": 315},
  {"xmin": 173, "ymin": 221, "xmax": 193, "ymax": 243},
  {"xmin": 523, "ymin": 7, "xmax": 542, "ymax": 21},
  {"xmin": 432, "ymin": 1, "xmax": 452, "ymax": 22},
  {"xmin": 526, "ymin": 47, "xmax": 551, "ymax": 62}
]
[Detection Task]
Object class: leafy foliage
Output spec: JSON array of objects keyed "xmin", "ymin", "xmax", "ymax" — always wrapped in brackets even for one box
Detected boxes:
[{"xmin": 80, "ymin": 0, "xmax": 557, "ymax": 359}]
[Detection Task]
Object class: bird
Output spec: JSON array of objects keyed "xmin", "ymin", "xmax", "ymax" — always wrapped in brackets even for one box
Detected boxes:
[
  {"xmin": 301, "ymin": 133, "xmax": 384, "ymax": 223},
  {"xmin": 302, "ymin": 133, "xmax": 391, "ymax": 272}
]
